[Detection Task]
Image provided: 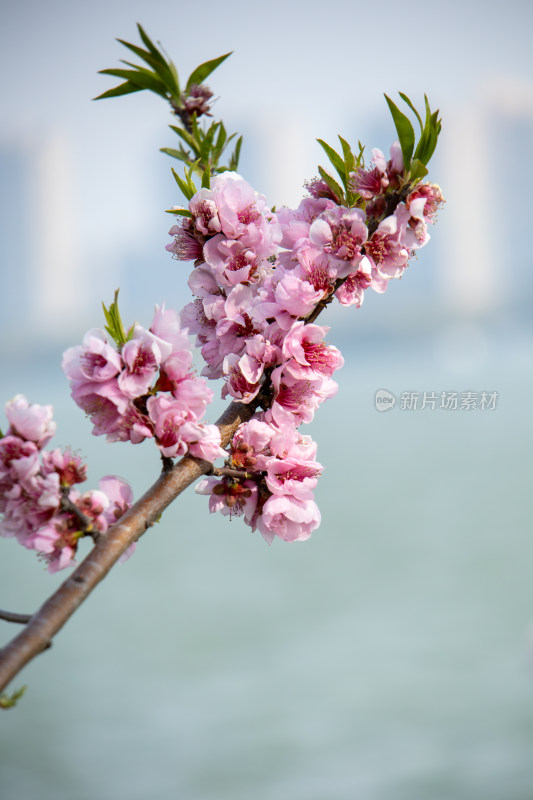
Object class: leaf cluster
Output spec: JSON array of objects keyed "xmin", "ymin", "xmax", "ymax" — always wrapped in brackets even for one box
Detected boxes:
[
  {"xmin": 94, "ymin": 24, "xmax": 241, "ymax": 191},
  {"xmin": 316, "ymin": 137, "xmax": 365, "ymax": 207},
  {"xmin": 384, "ymin": 92, "xmax": 442, "ymax": 182},
  {"xmin": 102, "ymin": 290, "xmax": 133, "ymax": 349}
]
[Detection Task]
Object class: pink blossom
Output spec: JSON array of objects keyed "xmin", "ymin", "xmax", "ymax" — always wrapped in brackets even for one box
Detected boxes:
[
  {"xmin": 334, "ymin": 256, "xmax": 372, "ymax": 307},
  {"xmin": 166, "ymin": 217, "xmax": 205, "ymax": 262},
  {"xmin": 41, "ymin": 448, "xmax": 87, "ymax": 487},
  {"xmin": 264, "ymin": 458, "xmax": 322, "ymax": 500},
  {"xmin": 118, "ymin": 325, "xmax": 171, "ymax": 399},
  {"xmin": 350, "ymin": 165, "xmax": 389, "ymax": 200},
  {"xmin": 270, "ymin": 367, "xmax": 338, "ymax": 426},
  {"xmin": 62, "ymin": 329, "xmax": 122, "ymax": 384},
  {"xmin": 29, "ymin": 514, "xmax": 79, "ymax": 573},
  {"xmin": 365, "ymin": 213, "xmax": 410, "ymax": 281},
  {"xmin": 276, "ymin": 197, "xmax": 336, "ymax": 249},
  {"xmin": 189, "ymin": 187, "xmax": 221, "ymax": 235},
  {"xmin": 170, "ymin": 374, "xmax": 214, "ymax": 418},
  {"xmin": 254, "ymin": 493, "xmax": 321, "ymax": 544},
  {"xmin": 181, "ymin": 422, "xmax": 224, "ymax": 462},
  {"xmin": 222, "ymin": 354, "xmax": 262, "ymax": 403},
  {"xmin": 5, "ymin": 395, "xmax": 56, "ymax": 448},
  {"xmin": 282, "ymin": 321, "xmax": 344, "ymax": 381},
  {"xmin": 99, "ymin": 475, "xmax": 133, "ymax": 526},
  {"xmin": 146, "ymin": 395, "xmax": 195, "ymax": 458},
  {"xmin": 407, "ymin": 183, "xmax": 444, "ymax": 222},
  {"xmin": 309, "ymin": 206, "xmax": 368, "ymax": 278},
  {"xmin": 203, "ymin": 235, "xmax": 262, "ymax": 287},
  {"xmin": 0, "ymin": 436, "xmax": 38, "ymax": 480},
  {"xmin": 196, "ymin": 475, "xmax": 258, "ymax": 519}
]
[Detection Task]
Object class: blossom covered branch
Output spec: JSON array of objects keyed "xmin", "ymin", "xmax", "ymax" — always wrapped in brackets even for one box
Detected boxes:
[{"xmin": 0, "ymin": 25, "xmax": 443, "ymax": 700}]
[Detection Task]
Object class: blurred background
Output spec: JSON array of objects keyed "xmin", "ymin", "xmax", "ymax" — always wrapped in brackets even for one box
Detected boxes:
[{"xmin": 1, "ymin": 1, "xmax": 532, "ymax": 798}]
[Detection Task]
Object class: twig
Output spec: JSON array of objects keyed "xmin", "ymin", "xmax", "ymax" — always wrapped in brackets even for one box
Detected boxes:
[{"xmin": 0, "ymin": 610, "xmax": 32, "ymax": 625}]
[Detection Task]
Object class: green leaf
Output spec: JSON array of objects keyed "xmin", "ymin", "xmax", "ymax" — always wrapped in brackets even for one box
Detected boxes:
[
  {"xmin": 160, "ymin": 147, "xmax": 193, "ymax": 164},
  {"xmin": 318, "ymin": 166, "xmax": 344, "ymax": 204},
  {"xmin": 186, "ymin": 52, "xmax": 232, "ymax": 91},
  {"xmin": 93, "ymin": 81, "xmax": 141, "ymax": 101},
  {"xmin": 201, "ymin": 163, "xmax": 211, "ymax": 189},
  {"xmin": 398, "ymin": 92, "xmax": 423, "ymax": 132},
  {"xmin": 171, "ymin": 164, "xmax": 199, "ymax": 201},
  {"xmin": 214, "ymin": 122, "xmax": 226, "ymax": 152},
  {"xmin": 165, "ymin": 207, "xmax": 192, "ymax": 217},
  {"xmin": 384, "ymin": 94, "xmax": 415, "ymax": 170},
  {"xmin": 408, "ymin": 158, "xmax": 429, "ymax": 183},
  {"xmin": 229, "ymin": 135, "xmax": 242, "ymax": 172},
  {"xmin": 136, "ymin": 24, "xmax": 163, "ymax": 59},
  {"xmin": 168, "ymin": 125, "xmax": 201, "ymax": 156},
  {"xmin": 338, "ymin": 136, "xmax": 356, "ymax": 176},
  {"xmin": 317, "ymin": 139, "xmax": 345, "ymax": 183},
  {"xmin": 98, "ymin": 68, "xmax": 168, "ymax": 98},
  {"xmin": 413, "ymin": 97, "xmax": 441, "ymax": 166},
  {"xmin": 199, "ymin": 121, "xmax": 218, "ymax": 160}
]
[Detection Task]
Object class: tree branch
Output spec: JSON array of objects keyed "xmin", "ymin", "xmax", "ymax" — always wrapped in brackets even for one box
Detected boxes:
[
  {"xmin": 0, "ymin": 185, "xmax": 414, "ymax": 694},
  {"xmin": 0, "ymin": 398, "xmax": 257, "ymax": 693}
]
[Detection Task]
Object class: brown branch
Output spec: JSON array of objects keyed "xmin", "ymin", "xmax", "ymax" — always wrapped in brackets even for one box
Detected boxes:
[{"xmin": 0, "ymin": 398, "xmax": 258, "ymax": 693}]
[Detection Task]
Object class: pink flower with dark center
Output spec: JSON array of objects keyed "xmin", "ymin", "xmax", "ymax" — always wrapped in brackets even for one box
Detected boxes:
[
  {"xmin": 264, "ymin": 458, "xmax": 323, "ymax": 500},
  {"xmin": 204, "ymin": 235, "xmax": 262, "ymax": 286},
  {"xmin": 146, "ymin": 395, "xmax": 191, "ymax": 458},
  {"xmin": 42, "ymin": 448, "xmax": 87, "ymax": 487},
  {"xmin": 166, "ymin": 217, "xmax": 205, "ymax": 262},
  {"xmin": 295, "ymin": 245, "xmax": 336, "ymax": 294},
  {"xmin": 282, "ymin": 322, "xmax": 344, "ymax": 380},
  {"xmin": 270, "ymin": 367, "xmax": 338, "ymax": 426},
  {"xmin": 211, "ymin": 172, "xmax": 281, "ymax": 258},
  {"xmin": 335, "ymin": 256, "xmax": 373, "ymax": 307},
  {"xmin": 216, "ymin": 284, "xmax": 265, "ymax": 359},
  {"xmin": 62, "ymin": 329, "xmax": 123, "ymax": 384},
  {"xmin": 406, "ymin": 183, "xmax": 444, "ymax": 222},
  {"xmin": 0, "ymin": 436, "xmax": 38, "ymax": 480},
  {"xmin": 30, "ymin": 513, "xmax": 80, "ymax": 573},
  {"xmin": 189, "ymin": 188, "xmax": 221, "ymax": 235},
  {"xmin": 222, "ymin": 355, "xmax": 262, "ymax": 403},
  {"xmin": 365, "ymin": 214, "xmax": 409, "ymax": 280},
  {"xmin": 304, "ymin": 177, "xmax": 341, "ymax": 203},
  {"xmin": 350, "ymin": 165, "xmax": 389, "ymax": 200},
  {"xmin": 309, "ymin": 206, "xmax": 368, "ymax": 277},
  {"xmin": 118, "ymin": 326, "xmax": 171, "ymax": 399},
  {"xmin": 196, "ymin": 475, "xmax": 258, "ymax": 519},
  {"xmin": 70, "ymin": 383, "xmax": 126, "ymax": 441},
  {"xmin": 181, "ymin": 298, "xmax": 218, "ymax": 345}
]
